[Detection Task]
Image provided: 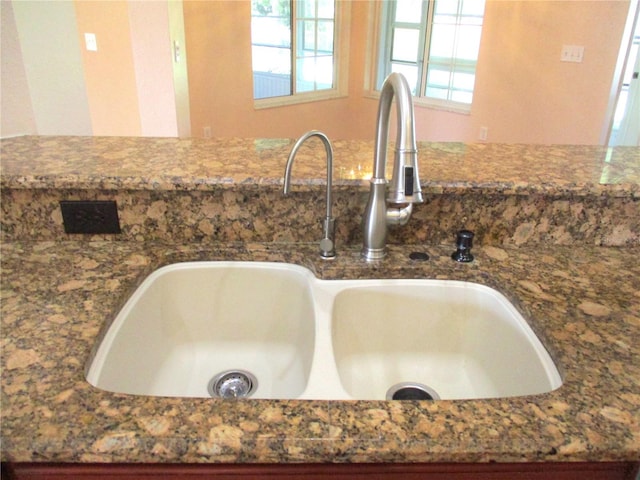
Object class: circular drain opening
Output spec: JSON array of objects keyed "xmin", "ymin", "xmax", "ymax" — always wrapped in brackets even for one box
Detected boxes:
[
  {"xmin": 208, "ymin": 370, "xmax": 258, "ymax": 399},
  {"xmin": 386, "ymin": 382, "xmax": 440, "ymax": 401}
]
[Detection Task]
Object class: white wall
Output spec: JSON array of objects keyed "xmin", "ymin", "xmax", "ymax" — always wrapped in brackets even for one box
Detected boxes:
[
  {"xmin": 7, "ymin": 0, "xmax": 93, "ymax": 136},
  {"xmin": 128, "ymin": 1, "xmax": 179, "ymax": 137},
  {"xmin": 1, "ymin": 1, "xmax": 36, "ymax": 137}
]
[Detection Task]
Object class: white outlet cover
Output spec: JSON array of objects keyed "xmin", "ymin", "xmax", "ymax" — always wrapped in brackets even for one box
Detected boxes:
[{"xmin": 85, "ymin": 33, "xmax": 97, "ymax": 52}]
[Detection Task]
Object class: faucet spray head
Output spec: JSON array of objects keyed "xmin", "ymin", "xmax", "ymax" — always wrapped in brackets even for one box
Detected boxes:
[{"xmin": 388, "ymin": 149, "xmax": 423, "ymax": 204}]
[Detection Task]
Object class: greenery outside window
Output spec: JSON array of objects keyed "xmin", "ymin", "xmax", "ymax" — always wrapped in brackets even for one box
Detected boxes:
[
  {"xmin": 374, "ymin": 0, "xmax": 485, "ymax": 112},
  {"xmin": 251, "ymin": 0, "xmax": 345, "ymax": 107}
]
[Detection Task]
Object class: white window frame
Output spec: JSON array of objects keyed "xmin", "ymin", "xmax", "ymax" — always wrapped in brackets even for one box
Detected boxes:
[
  {"xmin": 366, "ymin": 0, "xmax": 484, "ymax": 115},
  {"xmin": 253, "ymin": 0, "xmax": 350, "ymax": 110}
]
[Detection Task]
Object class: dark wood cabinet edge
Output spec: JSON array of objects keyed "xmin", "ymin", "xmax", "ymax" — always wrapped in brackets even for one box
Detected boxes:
[{"xmin": 2, "ymin": 461, "xmax": 639, "ymax": 480}]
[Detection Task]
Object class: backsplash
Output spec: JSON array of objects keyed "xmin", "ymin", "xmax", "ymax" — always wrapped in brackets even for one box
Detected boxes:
[
  {"xmin": 1, "ymin": 186, "xmax": 638, "ymax": 247},
  {"xmin": 1, "ymin": 136, "xmax": 638, "ymax": 246}
]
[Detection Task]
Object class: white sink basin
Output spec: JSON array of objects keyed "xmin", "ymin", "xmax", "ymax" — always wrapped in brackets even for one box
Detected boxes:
[
  {"xmin": 87, "ymin": 262, "xmax": 316, "ymax": 399},
  {"xmin": 86, "ymin": 262, "xmax": 562, "ymax": 400},
  {"xmin": 331, "ymin": 282, "xmax": 562, "ymax": 400}
]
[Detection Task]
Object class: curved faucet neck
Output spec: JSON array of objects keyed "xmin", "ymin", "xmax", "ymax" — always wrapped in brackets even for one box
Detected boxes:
[
  {"xmin": 283, "ymin": 130, "xmax": 333, "ymax": 219},
  {"xmin": 373, "ymin": 73, "xmax": 417, "ymax": 180},
  {"xmin": 283, "ymin": 130, "xmax": 336, "ymax": 259}
]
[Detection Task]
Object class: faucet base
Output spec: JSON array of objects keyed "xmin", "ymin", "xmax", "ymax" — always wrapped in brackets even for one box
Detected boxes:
[{"xmin": 362, "ymin": 247, "xmax": 386, "ymax": 261}]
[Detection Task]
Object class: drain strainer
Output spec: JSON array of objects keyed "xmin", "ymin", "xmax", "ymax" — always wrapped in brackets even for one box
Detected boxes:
[
  {"xmin": 386, "ymin": 382, "xmax": 440, "ymax": 401},
  {"xmin": 208, "ymin": 370, "xmax": 258, "ymax": 399}
]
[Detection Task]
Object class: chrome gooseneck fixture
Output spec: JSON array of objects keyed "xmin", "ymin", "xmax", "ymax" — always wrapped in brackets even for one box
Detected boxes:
[
  {"xmin": 362, "ymin": 72, "xmax": 424, "ymax": 261},
  {"xmin": 284, "ymin": 130, "xmax": 336, "ymax": 259}
]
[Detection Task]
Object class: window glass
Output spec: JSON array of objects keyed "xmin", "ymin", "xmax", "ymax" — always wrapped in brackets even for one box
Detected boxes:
[
  {"xmin": 317, "ymin": 0, "xmax": 334, "ymax": 18},
  {"xmin": 392, "ymin": 28, "xmax": 420, "ymax": 62},
  {"xmin": 395, "ymin": 0, "xmax": 423, "ymax": 22},
  {"xmin": 377, "ymin": 0, "xmax": 485, "ymax": 109},
  {"xmin": 455, "ymin": 25, "xmax": 483, "ymax": 60},
  {"xmin": 429, "ymin": 24, "xmax": 455, "ymax": 59},
  {"xmin": 251, "ymin": 0, "xmax": 336, "ymax": 100}
]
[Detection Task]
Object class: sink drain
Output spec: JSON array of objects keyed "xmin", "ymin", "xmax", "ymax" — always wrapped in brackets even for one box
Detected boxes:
[
  {"xmin": 386, "ymin": 382, "xmax": 440, "ymax": 401},
  {"xmin": 208, "ymin": 370, "xmax": 258, "ymax": 399}
]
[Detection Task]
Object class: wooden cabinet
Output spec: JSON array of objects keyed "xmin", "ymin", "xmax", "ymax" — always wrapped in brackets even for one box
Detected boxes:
[{"xmin": 3, "ymin": 461, "xmax": 639, "ymax": 480}]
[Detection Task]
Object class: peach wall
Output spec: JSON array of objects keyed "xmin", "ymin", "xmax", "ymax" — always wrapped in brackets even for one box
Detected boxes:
[
  {"xmin": 184, "ymin": 0, "xmax": 630, "ymax": 144},
  {"xmin": 471, "ymin": 0, "xmax": 629, "ymax": 144},
  {"xmin": 74, "ymin": 0, "xmax": 141, "ymax": 136},
  {"xmin": 185, "ymin": 0, "xmax": 367, "ymax": 140},
  {"xmin": 4, "ymin": 0, "xmax": 631, "ymax": 143}
]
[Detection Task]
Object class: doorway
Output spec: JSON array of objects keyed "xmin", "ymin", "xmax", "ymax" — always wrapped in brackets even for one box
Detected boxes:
[{"xmin": 609, "ymin": 1, "xmax": 640, "ymax": 146}]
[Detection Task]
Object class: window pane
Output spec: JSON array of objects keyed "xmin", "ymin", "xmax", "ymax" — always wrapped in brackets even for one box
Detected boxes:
[
  {"xmin": 302, "ymin": 20, "xmax": 316, "ymax": 51},
  {"xmin": 296, "ymin": 55, "xmax": 333, "ymax": 92},
  {"xmin": 316, "ymin": 55, "xmax": 334, "ymax": 87},
  {"xmin": 377, "ymin": 0, "xmax": 484, "ymax": 106},
  {"xmin": 252, "ymin": 16, "xmax": 291, "ymax": 47},
  {"xmin": 392, "ymin": 28, "xmax": 420, "ymax": 62},
  {"xmin": 452, "ymin": 70, "xmax": 474, "ymax": 91},
  {"xmin": 317, "ymin": 0, "xmax": 334, "ymax": 18},
  {"xmin": 253, "ymin": 46, "xmax": 291, "ymax": 99},
  {"xmin": 429, "ymin": 24, "xmax": 455, "ymax": 59},
  {"xmin": 252, "ymin": 45, "xmax": 291, "ymax": 74},
  {"xmin": 298, "ymin": 19, "xmax": 333, "ymax": 52},
  {"xmin": 425, "ymin": 85, "xmax": 448, "ymax": 100},
  {"xmin": 294, "ymin": 0, "xmax": 335, "ymax": 94},
  {"xmin": 461, "ymin": 0, "xmax": 485, "ymax": 18},
  {"xmin": 451, "ymin": 90, "xmax": 472, "ymax": 103},
  {"xmin": 395, "ymin": 0, "xmax": 423, "ymax": 23},
  {"xmin": 433, "ymin": 0, "xmax": 459, "ymax": 16},
  {"xmin": 296, "ymin": 57, "xmax": 314, "ymax": 92},
  {"xmin": 455, "ymin": 25, "xmax": 482, "ymax": 60},
  {"xmin": 251, "ymin": 0, "xmax": 292, "ymax": 99},
  {"xmin": 298, "ymin": 0, "xmax": 315, "ymax": 18},
  {"xmin": 253, "ymin": 0, "xmax": 337, "ymax": 99},
  {"xmin": 317, "ymin": 20, "xmax": 334, "ymax": 52},
  {"xmin": 426, "ymin": 67, "xmax": 450, "ymax": 89}
]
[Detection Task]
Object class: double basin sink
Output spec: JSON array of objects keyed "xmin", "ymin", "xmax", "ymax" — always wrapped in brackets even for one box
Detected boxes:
[{"xmin": 86, "ymin": 262, "xmax": 562, "ymax": 401}]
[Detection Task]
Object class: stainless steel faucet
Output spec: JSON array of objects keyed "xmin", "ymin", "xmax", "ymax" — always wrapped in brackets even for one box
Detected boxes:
[
  {"xmin": 362, "ymin": 72, "xmax": 424, "ymax": 261},
  {"xmin": 284, "ymin": 130, "xmax": 336, "ymax": 259}
]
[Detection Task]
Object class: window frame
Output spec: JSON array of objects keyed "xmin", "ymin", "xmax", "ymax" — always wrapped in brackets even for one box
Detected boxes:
[
  {"xmin": 367, "ymin": 0, "xmax": 484, "ymax": 115},
  {"xmin": 252, "ymin": 0, "xmax": 350, "ymax": 110}
]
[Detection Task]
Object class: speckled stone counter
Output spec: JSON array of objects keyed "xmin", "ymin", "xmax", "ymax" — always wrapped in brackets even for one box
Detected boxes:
[
  {"xmin": 1, "ymin": 241, "xmax": 639, "ymax": 464},
  {"xmin": 1, "ymin": 137, "xmax": 639, "ymax": 246},
  {"xmin": 1, "ymin": 136, "xmax": 639, "ymax": 467}
]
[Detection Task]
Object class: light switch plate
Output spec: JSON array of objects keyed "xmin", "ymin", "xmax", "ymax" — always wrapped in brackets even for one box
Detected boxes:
[{"xmin": 561, "ymin": 45, "xmax": 584, "ymax": 63}]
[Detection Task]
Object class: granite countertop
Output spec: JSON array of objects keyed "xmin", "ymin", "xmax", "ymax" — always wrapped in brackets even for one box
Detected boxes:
[
  {"xmin": 1, "ymin": 136, "xmax": 639, "ymax": 465},
  {"xmin": 1, "ymin": 241, "xmax": 639, "ymax": 464},
  {"xmin": 1, "ymin": 136, "xmax": 639, "ymax": 196}
]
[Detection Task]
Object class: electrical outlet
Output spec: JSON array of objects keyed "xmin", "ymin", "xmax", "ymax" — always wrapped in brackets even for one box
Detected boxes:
[
  {"xmin": 60, "ymin": 201, "xmax": 121, "ymax": 234},
  {"xmin": 479, "ymin": 126, "xmax": 488, "ymax": 141},
  {"xmin": 84, "ymin": 33, "xmax": 97, "ymax": 52}
]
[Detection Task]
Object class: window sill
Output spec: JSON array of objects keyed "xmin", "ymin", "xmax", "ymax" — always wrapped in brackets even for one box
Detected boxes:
[
  {"xmin": 254, "ymin": 90, "xmax": 348, "ymax": 110},
  {"xmin": 363, "ymin": 90, "xmax": 472, "ymax": 115}
]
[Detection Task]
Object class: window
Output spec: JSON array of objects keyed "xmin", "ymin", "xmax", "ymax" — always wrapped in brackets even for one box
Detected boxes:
[
  {"xmin": 251, "ymin": 0, "xmax": 342, "ymax": 105},
  {"xmin": 375, "ymin": 0, "xmax": 485, "ymax": 112}
]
